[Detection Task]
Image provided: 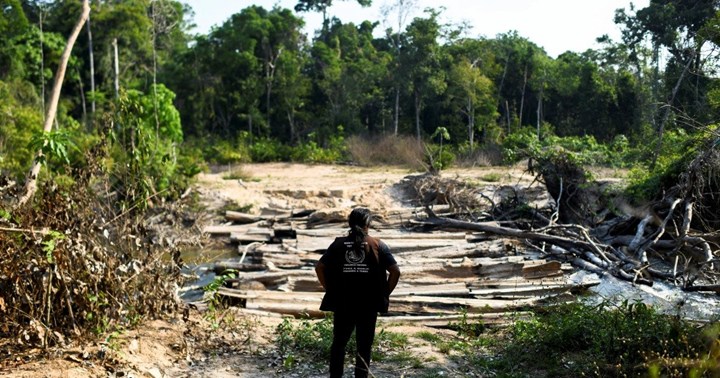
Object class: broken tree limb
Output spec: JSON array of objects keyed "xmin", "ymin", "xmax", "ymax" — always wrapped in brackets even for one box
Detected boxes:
[
  {"xmin": 419, "ymin": 215, "xmax": 599, "ymax": 253},
  {"xmin": 635, "ymin": 198, "xmax": 682, "ymax": 259}
]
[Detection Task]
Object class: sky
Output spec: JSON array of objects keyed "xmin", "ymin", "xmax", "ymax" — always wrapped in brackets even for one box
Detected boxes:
[{"xmin": 182, "ymin": 0, "xmax": 649, "ymax": 58}]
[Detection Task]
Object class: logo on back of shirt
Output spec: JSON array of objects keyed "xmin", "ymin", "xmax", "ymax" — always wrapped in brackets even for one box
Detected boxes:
[
  {"xmin": 345, "ymin": 247, "xmax": 365, "ymax": 264},
  {"xmin": 342, "ymin": 242, "xmax": 369, "ymax": 273}
]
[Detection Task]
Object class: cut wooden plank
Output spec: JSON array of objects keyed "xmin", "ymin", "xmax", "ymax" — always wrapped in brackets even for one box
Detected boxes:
[
  {"xmin": 377, "ymin": 311, "xmax": 532, "ymax": 326},
  {"xmin": 392, "ymin": 245, "xmax": 483, "ymax": 259},
  {"xmin": 213, "ymin": 262, "xmax": 267, "ymax": 273},
  {"xmin": 246, "ymin": 302, "xmax": 325, "ymax": 318},
  {"xmin": 287, "ymin": 277, "xmax": 324, "ymax": 292},
  {"xmin": 285, "ymin": 235, "xmax": 334, "ymax": 252},
  {"xmin": 226, "ymin": 210, "xmax": 297, "ymax": 222},
  {"xmin": 203, "ymin": 221, "xmax": 267, "ymax": 235},
  {"xmin": 470, "ymin": 276, "xmax": 569, "ymax": 288},
  {"xmin": 470, "ymin": 284, "xmax": 581, "ymax": 298},
  {"xmin": 393, "ymin": 283, "xmax": 469, "ymax": 296},
  {"xmin": 390, "ymin": 295, "xmax": 539, "ymax": 312},
  {"xmin": 225, "ymin": 211, "xmax": 261, "ymax": 224},
  {"xmin": 230, "ymin": 232, "xmax": 272, "ymax": 243},
  {"xmin": 522, "ymin": 261, "xmax": 563, "ymax": 279},
  {"xmin": 295, "ymin": 229, "xmax": 468, "ymax": 240},
  {"xmin": 399, "ymin": 263, "xmax": 477, "ymax": 279},
  {"xmin": 288, "ymin": 235, "xmax": 466, "ymax": 253},
  {"xmin": 217, "ymin": 289, "xmax": 322, "ymax": 302},
  {"xmin": 476, "ymin": 262, "xmax": 524, "ymax": 278}
]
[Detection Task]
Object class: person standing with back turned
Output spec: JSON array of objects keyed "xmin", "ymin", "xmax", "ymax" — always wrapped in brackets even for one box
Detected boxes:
[{"xmin": 315, "ymin": 207, "xmax": 401, "ymax": 378}]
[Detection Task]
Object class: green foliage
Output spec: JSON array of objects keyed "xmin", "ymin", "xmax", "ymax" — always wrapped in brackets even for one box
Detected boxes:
[
  {"xmin": 624, "ymin": 128, "xmax": 707, "ymax": 202},
  {"xmin": 3, "ymin": 25, "xmax": 70, "ymax": 88},
  {"xmin": 275, "ymin": 316, "xmax": 335, "ymax": 368},
  {"xmin": 41, "ymin": 230, "xmax": 65, "ymax": 265},
  {"xmin": 450, "ymin": 308, "xmax": 485, "ymax": 338},
  {"xmin": 479, "ymin": 172, "xmax": 502, "ymax": 182},
  {"xmin": 274, "ymin": 315, "xmax": 409, "ymax": 370},
  {"xmin": 0, "ymin": 80, "xmax": 43, "ymax": 178},
  {"xmin": 221, "ymin": 166, "xmax": 256, "ymax": 181},
  {"xmin": 502, "ymin": 126, "xmax": 642, "ymax": 168},
  {"xmin": 425, "ymin": 145, "xmax": 455, "ymax": 171},
  {"xmin": 112, "ymin": 85, "xmax": 186, "ymax": 207},
  {"xmin": 501, "ymin": 301, "xmax": 713, "ymax": 376},
  {"xmin": 290, "ymin": 129, "xmax": 346, "ymax": 163},
  {"xmin": 203, "ymin": 269, "xmax": 237, "ymax": 323},
  {"xmin": 345, "ymin": 135, "xmax": 426, "ymax": 168},
  {"xmin": 28, "ymin": 129, "xmax": 77, "ymax": 165},
  {"xmin": 249, "ymin": 137, "xmax": 290, "ymax": 162}
]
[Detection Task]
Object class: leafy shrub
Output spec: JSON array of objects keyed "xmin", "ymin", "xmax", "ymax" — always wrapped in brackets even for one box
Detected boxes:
[
  {"xmin": 502, "ymin": 126, "xmax": 642, "ymax": 168},
  {"xmin": 192, "ymin": 136, "xmax": 250, "ymax": 165},
  {"xmin": 502, "ymin": 301, "xmax": 715, "ymax": 376},
  {"xmin": 0, "ymin": 79, "xmax": 43, "ymax": 179},
  {"xmin": 624, "ymin": 128, "xmax": 708, "ymax": 202},
  {"xmin": 249, "ymin": 137, "xmax": 290, "ymax": 162},
  {"xmin": 112, "ymin": 85, "xmax": 192, "ymax": 206},
  {"xmin": 290, "ymin": 130, "xmax": 345, "ymax": 163},
  {"xmin": 425, "ymin": 144, "xmax": 456, "ymax": 171}
]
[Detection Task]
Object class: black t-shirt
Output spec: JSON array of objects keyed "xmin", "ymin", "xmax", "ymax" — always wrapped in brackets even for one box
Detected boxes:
[{"xmin": 319, "ymin": 235, "xmax": 397, "ymax": 313}]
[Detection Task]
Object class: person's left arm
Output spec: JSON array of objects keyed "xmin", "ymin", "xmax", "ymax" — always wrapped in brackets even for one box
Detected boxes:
[
  {"xmin": 386, "ymin": 264, "xmax": 400, "ymax": 295},
  {"xmin": 315, "ymin": 261, "xmax": 328, "ymax": 290},
  {"xmin": 378, "ymin": 241, "xmax": 400, "ymax": 295}
]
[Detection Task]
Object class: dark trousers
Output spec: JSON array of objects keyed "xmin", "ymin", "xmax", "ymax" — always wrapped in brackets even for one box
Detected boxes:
[{"xmin": 329, "ymin": 309, "xmax": 378, "ymax": 378}]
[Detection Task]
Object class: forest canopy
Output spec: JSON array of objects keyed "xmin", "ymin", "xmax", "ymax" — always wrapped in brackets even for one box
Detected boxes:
[{"xmin": 1, "ymin": 0, "xmax": 720, "ymax": 195}]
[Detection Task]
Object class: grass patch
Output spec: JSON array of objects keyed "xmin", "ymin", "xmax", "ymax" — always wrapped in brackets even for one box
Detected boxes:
[
  {"xmin": 221, "ymin": 166, "xmax": 257, "ymax": 181},
  {"xmin": 480, "ymin": 301, "xmax": 720, "ymax": 377},
  {"xmin": 215, "ymin": 202, "xmax": 253, "ymax": 216},
  {"xmin": 479, "ymin": 172, "xmax": 503, "ymax": 182},
  {"xmin": 274, "ymin": 315, "xmax": 410, "ymax": 371}
]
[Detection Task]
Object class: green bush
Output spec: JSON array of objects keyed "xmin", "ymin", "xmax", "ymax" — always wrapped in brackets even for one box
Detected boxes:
[
  {"xmin": 501, "ymin": 126, "xmax": 642, "ymax": 168},
  {"xmin": 624, "ymin": 128, "xmax": 707, "ymax": 202},
  {"xmin": 290, "ymin": 130, "xmax": 345, "ymax": 163},
  {"xmin": 426, "ymin": 146, "xmax": 455, "ymax": 171},
  {"xmin": 501, "ymin": 301, "xmax": 714, "ymax": 376},
  {"xmin": 0, "ymin": 79, "xmax": 43, "ymax": 179},
  {"xmin": 250, "ymin": 138, "xmax": 290, "ymax": 162},
  {"xmin": 112, "ymin": 85, "xmax": 190, "ymax": 206}
]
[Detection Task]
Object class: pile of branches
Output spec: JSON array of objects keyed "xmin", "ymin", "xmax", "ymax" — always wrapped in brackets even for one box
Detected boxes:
[
  {"xmin": 0, "ymin": 159, "xmax": 183, "ymax": 359},
  {"xmin": 398, "ymin": 172, "xmax": 550, "ymax": 227},
  {"xmin": 411, "ymin": 148, "xmax": 720, "ymax": 291}
]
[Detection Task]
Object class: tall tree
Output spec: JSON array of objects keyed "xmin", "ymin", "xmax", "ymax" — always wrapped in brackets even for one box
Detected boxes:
[
  {"xmin": 294, "ymin": 0, "xmax": 371, "ymax": 34},
  {"xmin": 380, "ymin": 0, "xmax": 416, "ymax": 135},
  {"xmin": 19, "ymin": 0, "xmax": 89, "ymax": 206},
  {"xmin": 402, "ymin": 10, "xmax": 446, "ymax": 140},
  {"xmin": 616, "ymin": 0, "xmax": 720, "ymax": 166}
]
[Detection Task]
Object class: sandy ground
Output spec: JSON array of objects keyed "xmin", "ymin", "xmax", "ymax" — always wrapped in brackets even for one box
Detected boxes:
[
  {"xmin": 1, "ymin": 163, "xmax": 535, "ymax": 378},
  {"xmin": 197, "ymin": 162, "xmax": 535, "ymax": 214}
]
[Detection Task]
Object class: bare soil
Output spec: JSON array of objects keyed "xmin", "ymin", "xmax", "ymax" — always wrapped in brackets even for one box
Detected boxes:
[{"xmin": 2, "ymin": 163, "xmax": 535, "ymax": 378}]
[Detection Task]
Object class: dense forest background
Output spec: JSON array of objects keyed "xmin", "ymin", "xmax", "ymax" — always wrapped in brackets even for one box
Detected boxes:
[{"xmin": 2, "ymin": 0, "xmax": 720, "ymax": 201}]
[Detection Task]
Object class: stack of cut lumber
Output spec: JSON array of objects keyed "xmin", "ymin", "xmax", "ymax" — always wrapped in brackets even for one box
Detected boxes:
[{"xmin": 203, "ymin": 207, "xmax": 599, "ymax": 326}]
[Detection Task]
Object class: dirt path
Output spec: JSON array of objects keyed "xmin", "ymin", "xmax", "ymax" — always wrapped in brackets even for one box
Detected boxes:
[{"xmin": 2, "ymin": 163, "xmax": 534, "ymax": 378}]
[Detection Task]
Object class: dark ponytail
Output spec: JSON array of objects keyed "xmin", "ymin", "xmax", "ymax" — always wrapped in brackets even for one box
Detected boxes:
[{"xmin": 348, "ymin": 207, "xmax": 377, "ymax": 262}]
